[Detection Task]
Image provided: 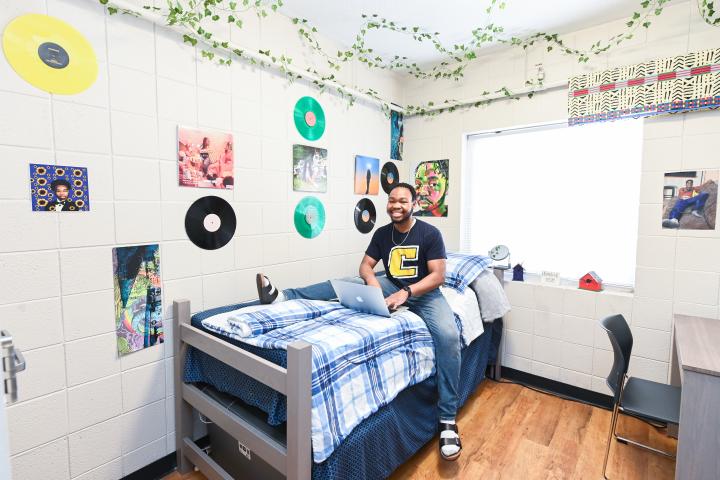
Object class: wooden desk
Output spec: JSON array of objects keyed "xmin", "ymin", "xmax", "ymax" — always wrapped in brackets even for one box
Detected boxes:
[{"xmin": 670, "ymin": 315, "xmax": 720, "ymax": 480}]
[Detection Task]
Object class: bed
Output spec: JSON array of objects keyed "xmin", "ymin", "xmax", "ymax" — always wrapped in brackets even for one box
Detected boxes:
[{"xmin": 173, "ymin": 260, "xmax": 508, "ymax": 480}]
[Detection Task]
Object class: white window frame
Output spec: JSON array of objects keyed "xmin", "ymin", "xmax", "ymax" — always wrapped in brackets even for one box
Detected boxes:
[{"xmin": 460, "ymin": 119, "xmax": 643, "ymax": 289}]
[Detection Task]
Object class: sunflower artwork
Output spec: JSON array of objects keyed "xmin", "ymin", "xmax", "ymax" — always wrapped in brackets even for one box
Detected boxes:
[
  {"xmin": 113, "ymin": 245, "xmax": 163, "ymax": 355},
  {"xmin": 29, "ymin": 163, "xmax": 90, "ymax": 211}
]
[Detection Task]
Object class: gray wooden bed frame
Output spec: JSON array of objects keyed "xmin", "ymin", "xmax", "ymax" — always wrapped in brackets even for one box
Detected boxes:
[
  {"xmin": 172, "ymin": 269, "xmax": 505, "ymax": 480},
  {"xmin": 173, "ymin": 299, "xmax": 313, "ymax": 480}
]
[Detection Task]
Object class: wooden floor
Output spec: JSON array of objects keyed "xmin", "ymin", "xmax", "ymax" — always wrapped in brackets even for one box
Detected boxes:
[{"xmin": 163, "ymin": 381, "xmax": 676, "ymax": 480}]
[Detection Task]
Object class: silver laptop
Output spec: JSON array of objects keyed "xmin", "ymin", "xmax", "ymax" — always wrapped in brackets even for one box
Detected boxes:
[{"xmin": 330, "ymin": 280, "xmax": 391, "ymax": 317}]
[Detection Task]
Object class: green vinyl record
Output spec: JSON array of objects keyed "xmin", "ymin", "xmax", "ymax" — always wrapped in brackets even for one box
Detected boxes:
[
  {"xmin": 294, "ymin": 196, "xmax": 326, "ymax": 239},
  {"xmin": 293, "ymin": 96, "xmax": 326, "ymax": 141}
]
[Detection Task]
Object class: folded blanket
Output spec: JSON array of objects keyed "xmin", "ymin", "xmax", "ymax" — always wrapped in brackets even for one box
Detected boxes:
[
  {"xmin": 440, "ymin": 286, "xmax": 484, "ymax": 346},
  {"xmin": 470, "ymin": 270, "xmax": 511, "ymax": 322},
  {"xmin": 445, "ymin": 252, "xmax": 492, "ymax": 293},
  {"xmin": 226, "ymin": 299, "xmax": 343, "ymax": 337}
]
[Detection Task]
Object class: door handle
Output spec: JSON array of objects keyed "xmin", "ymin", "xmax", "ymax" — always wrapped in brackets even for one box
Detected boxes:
[
  {"xmin": 5, "ymin": 348, "xmax": 25, "ymax": 375},
  {"xmin": 1, "ymin": 330, "xmax": 26, "ymax": 404}
]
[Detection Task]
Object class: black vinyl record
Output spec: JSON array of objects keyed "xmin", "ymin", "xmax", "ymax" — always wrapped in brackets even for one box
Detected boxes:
[
  {"xmin": 185, "ymin": 196, "xmax": 236, "ymax": 250},
  {"xmin": 380, "ymin": 162, "xmax": 399, "ymax": 194},
  {"xmin": 354, "ymin": 198, "xmax": 376, "ymax": 234}
]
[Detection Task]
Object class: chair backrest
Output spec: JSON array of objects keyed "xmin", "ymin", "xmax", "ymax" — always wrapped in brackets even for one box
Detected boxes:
[{"xmin": 599, "ymin": 314, "xmax": 633, "ymax": 404}]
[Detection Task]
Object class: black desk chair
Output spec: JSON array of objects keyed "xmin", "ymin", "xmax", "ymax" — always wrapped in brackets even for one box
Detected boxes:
[{"xmin": 600, "ymin": 314, "xmax": 681, "ymax": 479}]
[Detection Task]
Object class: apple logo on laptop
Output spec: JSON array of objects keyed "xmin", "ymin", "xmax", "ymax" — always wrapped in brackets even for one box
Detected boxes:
[{"xmin": 356, "ymin": 296, "xmax": 364, "ymax": 303}]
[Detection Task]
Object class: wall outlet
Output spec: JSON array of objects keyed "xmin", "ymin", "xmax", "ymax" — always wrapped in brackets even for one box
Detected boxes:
[{"xmin": 238, "ymin": 442, "xmax": 252, "ymax": 461}]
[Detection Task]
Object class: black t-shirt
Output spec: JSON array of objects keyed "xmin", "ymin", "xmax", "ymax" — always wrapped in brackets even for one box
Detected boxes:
[{"xmin": 365, "ymin": 219, "xmax": 447, "ymax": 288}]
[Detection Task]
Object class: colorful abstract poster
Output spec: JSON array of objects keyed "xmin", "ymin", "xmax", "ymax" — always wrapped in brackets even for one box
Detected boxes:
[
  {"xmin": 354, "ymin": 155, "xmax": 380, "ymax": 195},
  {"xmin": 292, "ymin": 144, "xmax": 327, "ymax": 192},
  {"xmin": 178, "ymin": 126, "xmax": 234, "ymax": 189},
  {"xmin": 113, "ymin": 245, "xmax": 163, "ymax": 355},
  {"xmin": 390, "ymin": 110, "xmax": 404, "ymax": 161},
  {"xmin": 413, "ymin": 159, "xmax": 449, "ymax": 217},
  {"xmin": 662, "ymin": 170, "xmax": 718, "ymax": 230},
  {"xmin": 29, "ymin": 163, "xmax": 89, "ymax": 211}
]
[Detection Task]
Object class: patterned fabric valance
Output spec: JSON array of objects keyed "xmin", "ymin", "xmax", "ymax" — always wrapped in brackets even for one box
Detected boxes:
[{"xmin": 568, "ymin": 48, "xmax": 720, "ymax": 126}]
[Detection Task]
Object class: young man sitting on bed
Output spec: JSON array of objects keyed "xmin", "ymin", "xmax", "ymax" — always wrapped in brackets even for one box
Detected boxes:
[{"xmin": 255, "ymin": 182, "xmax": 463, "ymax": 461}]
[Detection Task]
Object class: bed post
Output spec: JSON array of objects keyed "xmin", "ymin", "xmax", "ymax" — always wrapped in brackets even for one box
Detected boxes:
[
  {"xmin": 173, "ymin": 299, "xmax": 194, "ymax": 474},
  {"xmin": 286, "ymin": 340, "xmax": 312, "ymax": 480},
  {"xmin": 492, "ymin": 268, "xmax": 505, "ymax": 381}
]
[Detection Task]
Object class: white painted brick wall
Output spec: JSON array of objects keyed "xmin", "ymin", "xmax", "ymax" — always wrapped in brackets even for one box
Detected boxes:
[
  {"xmin": 7, "ymin": 391, "xmax": 68, "ymax": 455},
  {"xmin": 73, "ymin": 459, "xmax": 123, "ymax": 480},
  {"xmin": 122, "ymin": 437, "xmax": 166, "ymax": 477},
  {"xmin": 0, "ymin": 1, "xmax": 402, "ymax": 477},
  {"xmin": 120, "ymin": 400, "xmax": 166, "ymax": 454},
  {"xmin": 0, "ymin": 298, "xmax": 64, "ymax": 350},
  {"xmin": 15, "ymin": 345, "xmax": 66, "ymax": 403},
  {"xmin": 58, "ymin": 203, "xmax": 116, "ymax": 248},
  {"xmin": 0, "ymin": 251, "xmax": 60, "ymax": 303},
  {"xmin": 121, "ymin": 362, "xmax": 166, "ymax": 412},
  {"xmin": 65, "ymin": 333, "xmax": 121, "ymax": 387},
  {"xmin": 110, "ymin": 111, "xmax": 159, "ymax": 159},
  {"xmin": 0, "ymin": 201, "xmax": 59, "ymax": 252},
  {"xmin": 0, "ymin": 91, "xmax": 52, "ymax": 149},
  {"xmin": 68, "ymin": 417, "xmax": 122, "ymax": 478},
  {"xmin": 53, "ymin": 102, "xmax": 111, "ymax": 154},
  {"xmin": 404, "ymin": 0, "xmax": 720, "ymax": 397},
  {"xmin": 60, "ymin": 247, "xmax": 114, "ymax": 294},
  {"xmin": 67, "ymin": 375, "xmax": 123, "ymax": 433},
  {"xmin": 11, "ymin": 438, "xmax": 70, "ymax": 480},
  {"xmin": 62, "ymin": 290, "xmax": 115, "ymax": 340}
]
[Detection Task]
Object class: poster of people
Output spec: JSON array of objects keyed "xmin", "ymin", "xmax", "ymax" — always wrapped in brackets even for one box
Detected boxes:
[
  {"xmin": 414, "ymin": 159, "xmax": 449, "ymax": 217},
  {"xmin": 390, "ymin": 110, "xmax": 404, "ymax": 161},
  {"xmin": 292, "ymin": 144, "xmax": 328, "ymax": 192},
  {"xmin": 354, "ymin": 155, "xmax": 380, "ymax": 195},
  {"xmin": 177, "ymin": 126, "xmax": 234, "ymax": 189},
  {"xmin": 113, "ymin": 244, "xmax": 163, "ymax": 355},
  {"xmin": 29, "ymin": 163, "xmax": 89, "ymax": 211},
  {"xmin": 662, "ymin": 170, "xmax": 718, "ymax": 230}
]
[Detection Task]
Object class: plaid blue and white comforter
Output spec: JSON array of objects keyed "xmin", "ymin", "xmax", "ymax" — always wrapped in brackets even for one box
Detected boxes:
[
  {"xmin": 445, "ymin": 252, "xmax": 493, "ymax": 293},
  {"xmin": 202, "ymin": 302, "xmax": 436, "ymax": 463}
]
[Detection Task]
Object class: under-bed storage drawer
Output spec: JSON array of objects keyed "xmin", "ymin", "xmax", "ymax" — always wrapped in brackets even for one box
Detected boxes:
[{"xmin": 204, "ymin": 386, "xmax": 286, "ymax": 480}]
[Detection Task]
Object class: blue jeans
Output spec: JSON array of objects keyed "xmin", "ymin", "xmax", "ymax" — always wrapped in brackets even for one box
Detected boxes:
[
  {"xmin": 284, "ymin": 277, "xmax": 461, "ymax": 421},
  {"xmin": 669, "ymin": 192, "xmax": 709, "ymax": 220}
]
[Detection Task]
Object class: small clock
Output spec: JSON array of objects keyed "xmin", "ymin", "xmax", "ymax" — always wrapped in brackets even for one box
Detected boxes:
[{"xmin": 489, "ymin": 244, "xmax": 510, "ymax": 261}]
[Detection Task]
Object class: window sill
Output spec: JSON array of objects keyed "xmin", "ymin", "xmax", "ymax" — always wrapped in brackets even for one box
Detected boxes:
[{"xmin": 500, "ymin": 270, "xmax": 634, "ymax": 296}]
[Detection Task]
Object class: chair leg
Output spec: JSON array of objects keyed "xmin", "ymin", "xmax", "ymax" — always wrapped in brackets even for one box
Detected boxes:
[
  {"xmin": 614, "ymin": 433, "xmax": 675, "ymax": 458},
  {"xmin": 613, "ymin": 409, "xmax": 675, "ymax": 458},
  {"xmin": 602, "ymin": 402, "xmax": 621, "ymax": 479}
]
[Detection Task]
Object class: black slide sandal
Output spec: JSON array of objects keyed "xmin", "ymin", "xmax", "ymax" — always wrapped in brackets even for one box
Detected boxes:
[
  {"xmin": 256, "ymin": 273, "xmax": 278, "ymax": 304},
  {"xmin": 439, "ymin": 422, "xmax": 462, "ymax": 461}
]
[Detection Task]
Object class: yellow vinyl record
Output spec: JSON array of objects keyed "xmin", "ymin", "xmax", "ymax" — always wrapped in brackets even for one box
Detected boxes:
[{"xmin": 2, "ymin": 14, "xmax": 98, "ymax": 95}]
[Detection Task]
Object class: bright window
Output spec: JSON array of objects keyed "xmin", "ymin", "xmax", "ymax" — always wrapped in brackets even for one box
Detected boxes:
[{"xmin": 462, "ymin": 120, "xmax": 643, "ymax": 286}]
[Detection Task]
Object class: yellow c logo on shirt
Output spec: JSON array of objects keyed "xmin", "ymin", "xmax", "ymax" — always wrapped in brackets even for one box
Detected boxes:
[{"xmin": 388, "ymin": 246, "xmax": 419, "ymax": 279}]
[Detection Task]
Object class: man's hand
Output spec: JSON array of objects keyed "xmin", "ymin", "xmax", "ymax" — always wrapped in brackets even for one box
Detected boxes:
[{"xmin": 385, "ymin": 289, "xmax": 409, "ymax": 310}]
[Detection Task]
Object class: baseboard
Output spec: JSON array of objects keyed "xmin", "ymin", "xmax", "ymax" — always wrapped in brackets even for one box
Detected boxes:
[
  {"xmin": 121, "ymin": 453, "xmax": 176, "ymax": 480},
  {"xmin": 121, "ymin": 436, "xmax": 211, "ymax": 480},
  {"xmin": 501, "ymin": 366, "xmax": 613, "ymax": 410}
]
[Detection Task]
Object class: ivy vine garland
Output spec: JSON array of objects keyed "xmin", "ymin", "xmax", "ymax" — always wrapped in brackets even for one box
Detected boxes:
[{"xmin": 98, "ymin": 0, "xmax": 710, "ymax": 116}]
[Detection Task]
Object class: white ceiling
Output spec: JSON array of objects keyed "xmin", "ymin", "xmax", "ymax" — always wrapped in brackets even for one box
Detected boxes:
[{"xmin": 279, "ymin": 0, "xmax": 661, "ymax": 67}]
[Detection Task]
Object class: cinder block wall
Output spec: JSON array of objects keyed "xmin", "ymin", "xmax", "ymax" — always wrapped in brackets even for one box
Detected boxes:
[
  {"xmin": 403, "ymin": 0, "xmax": 720, "ymax": 395},
  {"xmin": 0, "ymin": 1, "xmax": 402, "ymax": 477}
]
